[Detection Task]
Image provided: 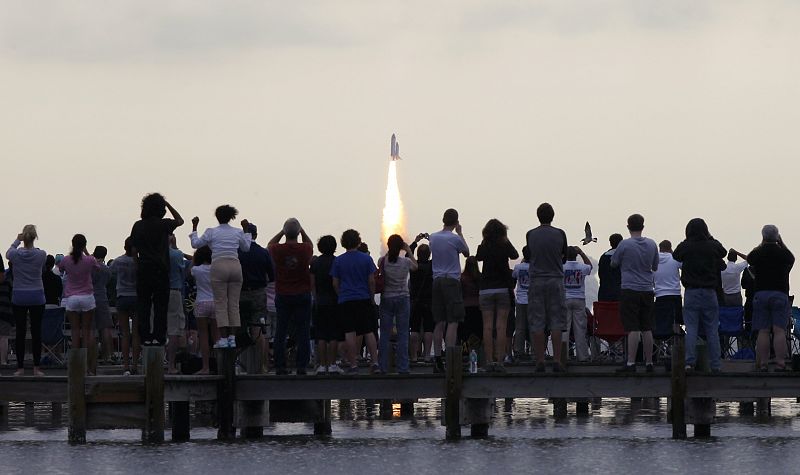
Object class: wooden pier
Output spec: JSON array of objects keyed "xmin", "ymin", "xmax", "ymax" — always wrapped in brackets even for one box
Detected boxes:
[{"xmin": 1, "ymin": 336, "xmax": 799, "ymax": 443}]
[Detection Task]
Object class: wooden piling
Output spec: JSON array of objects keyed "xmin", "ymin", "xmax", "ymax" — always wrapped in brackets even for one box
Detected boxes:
[
  {"xmin": 216, "ymin": 348, "xmax": 237, "ymax": 440},
  {"xmin": 142, "ymin": 346, "xmax": 165, "ymax": 443},
  {"xmin": 670, "ymin": 333, "xmax": 687, "ymax": 439},
  {"xmin": 51, "ymin": 402, "xmax": 62, "ymax": 427},
  {"xmin": 24, "ymin": 402, "xmax": 34, "ymax": 426},
  {"xmin": 67, "ymin": 348, "xmax": 87, "ymax": 444},
  {"xmin": 576, "ymin": 400, "xmax": 590, "ymax": 416},
  {"xmin": 236, "ymin": 400, "xmax": 269, "ymax": 438},
  {"xmin": 313, "ymin": 400, "xmax": 332, "ymax": 436},
  {"xmin": 756, "ymin": 397, "xmax": 771, "ymax": 417},
  {"xmin": 444, "ymin": 346, "xmax": 462, "ymax": 440},
  {"xmin": 399, "ymin": 401, "xmax": 414, "ymax": 418},
  {"xmin": 553, "ymin": 399, "xmax": 568, "ymax": 419},
  {"xmin": 170, "ymin": 401, "xmax": 191, "ymax": 442}
]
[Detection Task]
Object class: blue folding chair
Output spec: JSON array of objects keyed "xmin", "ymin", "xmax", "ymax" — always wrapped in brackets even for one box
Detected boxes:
[{"xmin": 719, "ymin": 306, "xmax": 745, "ymax": 358}]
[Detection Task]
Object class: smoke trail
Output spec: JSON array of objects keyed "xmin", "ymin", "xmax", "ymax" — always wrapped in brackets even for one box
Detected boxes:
[{"xmin": 381, "ymin": 160, "xmax": 407, "ymax": 251}]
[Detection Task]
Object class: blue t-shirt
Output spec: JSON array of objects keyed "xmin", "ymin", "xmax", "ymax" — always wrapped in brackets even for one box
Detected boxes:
[
  {"xmin": 330, "ymin": 251, "xmax": 377, "ymax": 303},
  {"xmin": 169, "ymin": 248, "xmax": 187, "ymax": 290}
]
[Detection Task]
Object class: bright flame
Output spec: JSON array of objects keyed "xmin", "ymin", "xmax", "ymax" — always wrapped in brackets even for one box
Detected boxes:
[{"xmin": 381, "ymin": 160, "xmax": 407, "ymax": 251}]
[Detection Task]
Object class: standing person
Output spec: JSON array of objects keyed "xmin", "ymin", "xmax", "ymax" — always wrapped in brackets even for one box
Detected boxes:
[
  {"xmin": 58, "ymin": 235, "xmax": 101, "ymax": 373},
  {"xmin": 512, "ymin": 246, "xmax": 531, "ymax": 359},
  {"xmin": 563, "ymin": 246, "xmax": 592, "ymax": 362},
  {"xmin": 238, "ymin": 222, "xmax": 274, "ymax": 374},
  {"xmin": 653, "ymin": 240, "xmax": 683, "ymax": 336},
  {"xmin": 6, "ymin": 225, "xmax": 47, "ymax": 376},
  {"xmin": 0, "ymin": 257, "xmax": 11, "ymax": 366},
  {"xmin": 190, "ymin": 205, "xmax": 252, "ymax": 348},
  {"xmin": 409, "ymin": 237, "xmax": 433, "ymax": 363},
  {"xmin": 91, "ymin": 246, "xmax": 115, "ymax": 365},
  {"xmin": 190, "ymin": 246, "xmax": 219, "ymax": 374},
  {"xmin": 476, "ymin": 219, "xmax": 519, "ymax": 372},
  {"xmin": 377, "ymin": 235, "xmax": 418, "ymax": 374},
  {"xmin": 721, "ymin": 249, "xmax": 749, "ymax": 307},
  {"xmin": 598, "ymin": 234, "xmax": 624, "ymax": 302},
  {"xmin": 429, "ymin": 209, "xmax": 470, "ymax": 374},
  {"xmin": 526, "ymin": 203, "xmax": 568, "ymax": 372},
  {"xmin": 111, "ymin": 238, "xmax": 139, "ymax": 375},
  {"xmin": 166, "ymin": 235, "xmax": 189, "ymax": 373},
  {"xmin": 331, "ymin": 229, "xmax": 378, "ymax": 374},
  {"xmin": 611, "ymin": 214, "xmax": 659, "ymax": 373},
  {"xmin": 268, "ymin": 218, "xmax": 313, "ymax": 375},
  {"xmin": 460, "ymin": 257, "xmax": 482, "ymax": 355},
  {"xmin": 747, "ymin": 225, "xmax": 794, "ymax": 371},
  {"xmin": 673, "ymin": 219, "xmax": 727, "ymax": 373},
  {"xmin": 130, "ymin": 193, "xmax": 184, "ymax": 346},
  {"xmin": 310, "ymin": 235, "xmax": 342, "ymax": 374},
  {"xmin": 42, "ymin": 255, "xmax": 63, "ymax": 305}
]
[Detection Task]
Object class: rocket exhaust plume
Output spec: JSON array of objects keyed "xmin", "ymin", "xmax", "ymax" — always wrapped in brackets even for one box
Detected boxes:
[{"xmin": 381, "ymin": 156, "xmax": 407, "ymax": 252}]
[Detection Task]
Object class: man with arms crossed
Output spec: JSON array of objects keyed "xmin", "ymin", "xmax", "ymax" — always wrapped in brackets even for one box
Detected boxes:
[{"xmin": 612, "ymin": 214, "xmax": 659, "ymax": 373}]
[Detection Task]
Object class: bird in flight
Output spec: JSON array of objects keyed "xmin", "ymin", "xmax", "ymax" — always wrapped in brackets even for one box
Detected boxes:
[{"xmin": 581, "ymin": 222, "xmax": 597, "ymax": 245}]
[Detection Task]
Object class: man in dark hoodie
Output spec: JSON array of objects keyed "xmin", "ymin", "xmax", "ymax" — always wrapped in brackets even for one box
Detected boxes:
[
  {"xmin": 598, "ymin": 234, "xmax": 623, "ymax": 302},
  {"xmin": 673, "ymin": 218, "xmax": 727, "ymax": 373},
  {"xmin": 747, "ymin": 225, "xmax": 794, "ymax": 371}
]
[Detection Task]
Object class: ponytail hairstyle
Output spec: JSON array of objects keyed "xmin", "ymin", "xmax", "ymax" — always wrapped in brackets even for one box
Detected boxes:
[
  {"xmin": 70, "ymin": 234, "xmax": 87, "ymax": 264},
  {"xmin": 386, "ymin": 234, "xmax": 403, "ymax": 264}
]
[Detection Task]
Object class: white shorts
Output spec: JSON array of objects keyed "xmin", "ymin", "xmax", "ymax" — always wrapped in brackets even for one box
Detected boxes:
[{"xmin": 64, "ymin": 294, "xmax": 96, "ymax": 313}]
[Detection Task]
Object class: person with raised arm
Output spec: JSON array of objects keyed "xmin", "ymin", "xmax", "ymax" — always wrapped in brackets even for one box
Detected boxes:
[
  {"xmin": 130, "ymin": 193, "xmax": 184, "ymax": 346},
  {"xmin": 428, "ymin": 209, "xmax": 470, "ymax": 374},
  {"xmin": 190, "ymin": 205, "xmax": 252, "ymax": 349},
  {"xmin": 6, "ymin": 225, "xmax": 47, "ymax": 376},
  {"xmin": 268, "ymin": 218, "xmax": 313, "ymax": 375},
  {"xmin": 377, "ymin": 235, "xmax": 418, "ymax": 374}
]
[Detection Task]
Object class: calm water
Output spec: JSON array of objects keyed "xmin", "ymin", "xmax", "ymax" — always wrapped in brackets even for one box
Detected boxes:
[{"xmin": 2, "ymin": 398, "xmax": 800, "ymax": 474}]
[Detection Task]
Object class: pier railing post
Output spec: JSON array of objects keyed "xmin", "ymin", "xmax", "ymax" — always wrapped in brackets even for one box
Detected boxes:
[
  {"xmin": 670, "ymin": 334, "xmax": 687, "ymax": 439},
  {"xmin": 142, "ymin": 346, "xmax": 165, "ymax": 444},
  {"xmin": 67, "ymin": 348, "xmax": 87, "ymax": 444},
  {"xmin": 170, "ymin": 401, "xmax": 191, "ymax": 442},
  {"xmin": 216, "ymin": 348, "xmax": 237, "ymax": 440},
  {"xmin": 445, "ymin": 346, "xmax": 462, "ymax": 440}
]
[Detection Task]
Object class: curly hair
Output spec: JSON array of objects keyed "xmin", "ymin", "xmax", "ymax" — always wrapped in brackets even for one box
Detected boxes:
[
  {"xmin": 141, "ymin": 193, "xmax": 167, "ymax": 219},
  {"xmin": 481, "ymin": 218, "xmax": 508, "ymax": 244}
]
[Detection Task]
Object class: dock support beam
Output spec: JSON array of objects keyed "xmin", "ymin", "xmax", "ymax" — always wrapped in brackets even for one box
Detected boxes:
[
  {"xmin": 170, "ymin": 401, "xmax": 191, "ymax": 442},
  {"xmin": 143, "ymin": 346, "xmax": 165, "ymax": 443},
  {"xmin": 313, "ymin": 400, "xmax": 332, "ymax": 436},
  {"xmin": 216, "ymin": 348, "xmax": 237, "ymax": 440},
  {"xmin": 445, "ymin": 346, "xmax": 462, "ymax": 440},
  {"xmin": 68, "ymin": 348, "xmax": 87, "ymax": 444},
  {"xmin": 670, "ymin": 333, "xmax": 687, "ymax": 439}
]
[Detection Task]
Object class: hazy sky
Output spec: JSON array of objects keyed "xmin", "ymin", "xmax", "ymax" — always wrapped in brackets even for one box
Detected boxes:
[{"xmin": 2, "ymin": 1, "xmax": 798, "ymax": 290}]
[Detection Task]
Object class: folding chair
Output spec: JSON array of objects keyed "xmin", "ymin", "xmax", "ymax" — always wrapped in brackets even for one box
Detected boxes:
[
  {"xmin": 592, "ymin": 301, "xmax": 626, "ymax": 362},
  {"xmin": 40, "ymin": 306, "xmax": 66, "ymax": 366},
  {"xmin": 718, "ymin": 306, "xmax": 745, "ymax": 358}
]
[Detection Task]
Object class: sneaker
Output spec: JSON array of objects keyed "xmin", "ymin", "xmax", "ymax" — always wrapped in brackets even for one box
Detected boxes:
[
  {"xmin": 645, "ymin": 363, "xmax": 654, "ymax": 373},
  {"xmin": 685, "ymin": 365, "xmax": 695, "ymax": 373},
  {"xmin": 535, "ymin": 362, "xmax": 546, "ymax": 373},
  {"xmin": 370, "ymin": 364, "xmax": 380, "ymax": 374},
  {"xmin": 316, "ymin": 365, "xmax": 327, "ymax": 375},
  {"xmin": 616, "ymin": 364, "xmax": 636, "ymax": 373},
  {"xmin": 213, "ymin": 338, "xmax": 228, "ymax": 349},
  {"xmin": 227, "ymin": 335, "xmax": 237, "ymax": 349},
  {"xmin": 346, "ymin": 366, "xmax": 359, "ymax": 375},
  {"xmin": 503, "ymin": 355, "xmax": 513, "ymax": 365},
  {"xmin": 123, "ymin": 370, "xmax": 131, "ymax": 376},
  {"xmin": 328, "ymin": 364, "xmax": 344, "ymax": 375}
]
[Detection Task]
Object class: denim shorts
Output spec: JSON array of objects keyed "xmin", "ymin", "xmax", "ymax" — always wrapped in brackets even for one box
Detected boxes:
[
  {"xmin": 116, "ymin": 296, "xmax": 137, "ymax": 313},
  {"xmin": 752, "ymin": 290, "xmax": 789, "ymax": 331}
]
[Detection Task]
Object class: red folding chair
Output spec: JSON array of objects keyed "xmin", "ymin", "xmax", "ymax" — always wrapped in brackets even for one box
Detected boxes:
[{"xmin": 593, "ymin": 301, "xmax": 626, "ymax": 362}]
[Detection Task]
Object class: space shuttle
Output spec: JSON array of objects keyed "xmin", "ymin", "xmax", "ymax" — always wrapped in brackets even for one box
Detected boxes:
[{"xmin": 390, "ymin": 134, "xmax": 401, "ymax": 161}]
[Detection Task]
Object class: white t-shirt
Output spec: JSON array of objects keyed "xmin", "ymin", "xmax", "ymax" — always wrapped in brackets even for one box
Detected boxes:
[
  {"xmin": 429, "ymin": 230, "xmax": 468, "ymax": 280},
  {"xmin": 512, "ymin": 262, "xmax": 530, "ymax": 305},
  {"xmin": 654, "ymin": 252, "xmax": 682, "ymax": 298},
  {"xmin": 563, "ymin": 261, "xmax": 592, "ymax": 300},
  {"xmin": 721, "ymin": 260, "xmax": 748, "ymax": 295},
  {"xmin": 191, "ymin": 264, "xmax": 213, "ymax": 302}
]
